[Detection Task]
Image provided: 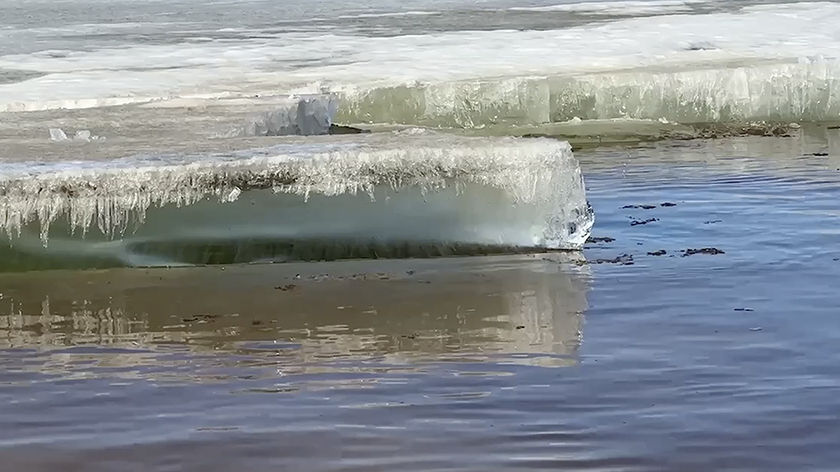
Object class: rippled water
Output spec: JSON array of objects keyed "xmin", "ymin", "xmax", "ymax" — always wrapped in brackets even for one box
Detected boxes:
[{"xmin": 3, "ymin": 128, "xmax": 840, "ymax": 470}]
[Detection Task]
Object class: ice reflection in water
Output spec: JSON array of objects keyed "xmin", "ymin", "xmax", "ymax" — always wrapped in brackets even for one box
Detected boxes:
[{"xmin": 0, "ymin": 255, "xmax": 589, "ymax": 389}]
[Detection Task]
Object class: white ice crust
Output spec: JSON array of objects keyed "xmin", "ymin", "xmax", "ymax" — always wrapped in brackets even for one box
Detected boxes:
[
  {"xmin": 1, "ymin": 2, "xmax": 839, "ymax": 124},
  {"xmin": 509, "ymin": 0, "xmax": 705, "ymax": 15}
]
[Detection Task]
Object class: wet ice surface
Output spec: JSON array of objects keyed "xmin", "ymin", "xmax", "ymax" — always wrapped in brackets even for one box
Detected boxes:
[
  {"xmin": 2, "ymin": 132, "xmax": 840, "ymax": 470},
  {"xmin": 0, "ymin": 134, "xmax": 593, "ymax": 263}
]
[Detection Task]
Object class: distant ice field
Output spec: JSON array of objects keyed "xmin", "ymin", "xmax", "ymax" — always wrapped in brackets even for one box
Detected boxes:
[{"xmin": 1, "ymin": 1, "xmax": 838, "ymax": 122}]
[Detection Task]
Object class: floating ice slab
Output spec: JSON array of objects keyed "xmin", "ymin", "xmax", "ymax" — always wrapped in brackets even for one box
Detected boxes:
[
  {"xmin": 335, "ymin": 59, "xmax": 840, "ymax": 126},
  {"xmin": 0, "ymin": 134, "xmax": 593, "ymax": 269}
]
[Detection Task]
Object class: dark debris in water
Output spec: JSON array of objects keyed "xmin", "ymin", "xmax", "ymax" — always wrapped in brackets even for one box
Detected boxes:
[
  {"xmin": 662, "ymin": 122, "xmax": 799, "ymax": 141},
  {"xmin": 181, "ymin": 314, "xmax": 221, "ymax": 324},
  {"xmin": 622, "ymin": 203, "xmax": 676, "ymax": 209},
  {"xmin": 328, "ymin": 124, "xmax": 371, "ymax": 135},
  {"xmin": 622, "ymin": 204, "xmax": 657, "ymax": 210},
  {"xmin": 284, "ymin": 272, "xmax": 397, "ymax": 283},
  {"xmin": 575, "ymin": 254, "xmax": 634, "ymax": 266},
  {"xmin": 691, "ymin": 122, "xmax": 796, "ymax": 139},
  {"xmin": 647, "ymin": 250, "xmax": 667, "ymax": 256},
  {"xmin": 682, "ymin": 247, "xmax": 725, "ymax": 257},
  {"xmin": 734, "ymin": 308, "xmax": 755, "ymax": 312},
  {"xmin": 274, "ymin": 284, "xmax": 298, "ymax": 291},
  {"xmin": 704, "ymin": 219, "xmax": 722, "ymax": 225},
  {"xmin": 586, "ymin": 236, "xmax": 616, "ymax": 244},
  {"xmin": 520, "ymin": 133, "xmax": 563, "ymax": 140},
  {"xmin": 630, "ymin": 218, "xmax": 659, "ymax": 226},
  {"xmin": 811, "ymin": 152, "xmax": 829, "ymax": 156}
]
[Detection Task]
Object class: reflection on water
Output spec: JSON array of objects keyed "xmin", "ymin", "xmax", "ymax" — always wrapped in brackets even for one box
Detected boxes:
[{"xmin": 0, "ymin": 255, "xmax": 590, "ymax": 386}]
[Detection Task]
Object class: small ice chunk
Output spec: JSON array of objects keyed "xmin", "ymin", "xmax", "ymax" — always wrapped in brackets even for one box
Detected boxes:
[
  {"xmin": 49, "ymin": 128, "xmax": 69, "ymax": 141},
  {"xmin": 223, "ymin": 187, "xmax": 242, "ymax": 203},
  {"xmin": 296, "ymin": 95, "xmax": 339, "ymax": 135},
  {"xmin": 393, "ymin": 127, "xmax": 429, "ymax": 135},
  {"xmin": 49, "ymin": 128, "xmax": 101, "ymax": 142},
  {"xmin": 237, "ymin": 94, "xmax": 339, "ymax": 137}
]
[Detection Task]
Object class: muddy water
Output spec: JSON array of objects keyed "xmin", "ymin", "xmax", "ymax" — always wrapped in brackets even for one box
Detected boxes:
[{"xmin": 3, "ymin": 130, "xmax": 840, "ymax": 471}]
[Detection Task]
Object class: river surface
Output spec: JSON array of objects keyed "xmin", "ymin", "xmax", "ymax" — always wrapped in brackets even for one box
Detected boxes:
[{"xmin": 3, "ymin": 129, "xmax": 840, "ymax": 471}]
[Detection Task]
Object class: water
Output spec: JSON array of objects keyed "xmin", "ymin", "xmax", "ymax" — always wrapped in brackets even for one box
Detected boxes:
[{"xmin": 3, "ymin": 0, "xmax": 840, "ymax": 469}]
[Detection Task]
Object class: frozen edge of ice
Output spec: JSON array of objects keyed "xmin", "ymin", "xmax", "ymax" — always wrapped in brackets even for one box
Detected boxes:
[{"xmin": 0, "ymin": 136, "xmax": 591, "ymax": 249}]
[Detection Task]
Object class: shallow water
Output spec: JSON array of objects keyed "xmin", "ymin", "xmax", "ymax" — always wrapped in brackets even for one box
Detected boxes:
[{"xmin": 3, "ymin": 132, "xmax": 840, "ymax": 470}]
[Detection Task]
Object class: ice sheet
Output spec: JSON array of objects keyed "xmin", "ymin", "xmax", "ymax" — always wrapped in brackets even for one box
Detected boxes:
[
  {"xmin": 1, "ymin": 2, "xmax": 838, "ymax": 125},
  {"xmin": 0, "ymin": 134, "xmax": 593, "ymax": 254},
  {"xmin": 509, "ymin": 0, "xmax": 705, "ymax": 15}
]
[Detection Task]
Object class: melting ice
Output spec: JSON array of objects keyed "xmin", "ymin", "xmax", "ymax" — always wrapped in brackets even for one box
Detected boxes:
[{"xmin": 0, "ymin": 133, "xmax": 593, "ymax": 270}]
